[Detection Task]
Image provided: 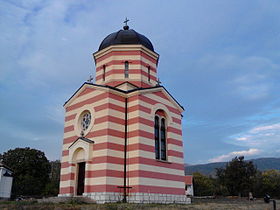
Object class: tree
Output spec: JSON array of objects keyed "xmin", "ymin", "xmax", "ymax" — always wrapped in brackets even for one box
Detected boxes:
[
  {"xmin": 193, "ymin": 172, "xmax": 215, "ymax": 196},
  {"xmin": 252, "ymin": 169, "xmax": 280, "ymax": 198},
  {"xmin": 44, "ymin": 160, "xmax": 61, "ymax": 196},
  {"xmin": 1, "ymin": 147, "xmax": 51, "ymax": 197},
  {"xmin": 260, "ymin": 170, "xmax": 280, "ymax": 198},
  {"xmin": 216, "ymin": 156, "xmax": 257, "ymax": 197}
]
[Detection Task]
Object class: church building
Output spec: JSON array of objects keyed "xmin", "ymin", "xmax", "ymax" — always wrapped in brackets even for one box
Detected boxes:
[{"xmin": 59, "ymin": 22, "xmax": 190, "ymax": 204}]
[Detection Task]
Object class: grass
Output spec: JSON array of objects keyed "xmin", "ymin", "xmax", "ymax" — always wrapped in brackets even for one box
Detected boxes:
[{"xmin": 0, "ymin": 198, "xmax": 277, "ymax": 210}]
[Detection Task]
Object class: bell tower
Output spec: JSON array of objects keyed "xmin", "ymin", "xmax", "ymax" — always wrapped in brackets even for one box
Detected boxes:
[{"xmin": 93, "ymin": 23, "xmax": 159, "ymax": 90}]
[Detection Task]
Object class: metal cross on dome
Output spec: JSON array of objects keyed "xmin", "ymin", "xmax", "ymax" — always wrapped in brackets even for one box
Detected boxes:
[
  {"xmin": 87, "ymin": 75, "xmax": 94, "ymax": 83},
  {"xmin": 156, "ymin": 78, "xmax": 162, "ymax": 86},
  {"xmin": 123, "ymin": 17, "xmax": 129, "ymax": 26}
]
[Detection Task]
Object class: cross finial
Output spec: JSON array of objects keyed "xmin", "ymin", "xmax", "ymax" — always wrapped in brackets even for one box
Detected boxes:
[
  {"xmin": 156, "ymin": 78, "xmax": 162, "ymax": 86},
  {"xmin": 123, "ymin": 17, "xmax": 129, "ymax": 30},
  {"xmin": 124, "ymin": 17, "xmax": 129, "ymax": 26},
  {"xmin": 87, "ymin": 75, "xmax": 94, "ymax": 83}
]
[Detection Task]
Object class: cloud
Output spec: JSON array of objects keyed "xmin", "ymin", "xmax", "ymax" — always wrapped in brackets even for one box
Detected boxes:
[
  {"xmin": 228, "ymin": 56, "xmax": 278, "ymax": 101},
  {"xmin": 229, "ymin": 123, "xmax": 280, "ymax": 157},
  {"xmin": 45, "ymin": 104, "xmax": 64, "ymax": 125},
  {"xmin": 236, "ymin": 137, "xmax": 249, "ymax": 141},
  {"xmin": 209, "ymin": 148, "xmax": 261, "ymax": 163},
  {"xmin": 194, "ymin": 54, "xmax": 278, "ymax": 101},
  {"xmin": 231, "ymin": 73, "xmax": 271, "ymax": 101},
  {"xmin": 250, "ymin": 123, "xmax": 280, "ymax": 133},
  {"xmin": 234, "ymin": 122, "xmax": 280, "ymax": 144}
]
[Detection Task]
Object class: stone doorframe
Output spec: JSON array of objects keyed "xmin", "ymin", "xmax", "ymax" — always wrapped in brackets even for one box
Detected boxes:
[{"xmin": 68, "ymin": 137, "xmax": 94, "ymax": 196}]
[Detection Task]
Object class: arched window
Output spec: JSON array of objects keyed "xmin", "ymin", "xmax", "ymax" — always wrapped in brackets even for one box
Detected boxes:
[
  {"xmin": 103, "ymin": 65, "xmax": 106, "ymax": 81},
  {"xmin": 148, "ymin": 66, "xmax": 151, "ymax": 82},
  {"xmin": 154, "ymin": 111, "xmax": 167, "ymax": 161},
  {"xmin": 124, "ymin": 61, "xmax": 129, "ymax": 78},
  {"xmin": 154, "ymin": 116, "xmax": 160, "ymax": 159},
  {"xmin": 160, "ymin": 118, "xmax": 166, "ymax": 160}
]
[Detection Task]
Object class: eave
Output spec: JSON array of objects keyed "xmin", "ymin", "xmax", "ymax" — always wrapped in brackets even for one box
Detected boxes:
[{"xmin": 64, "ymin": 82, "xmax": 184, "ymax": 113}]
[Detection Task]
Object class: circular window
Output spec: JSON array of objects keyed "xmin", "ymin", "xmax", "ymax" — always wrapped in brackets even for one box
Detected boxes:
[
  {"xmin": 80, "ymin": 111, "xmax": 91, "ymax": 131},
  {"xmin": 74, "ymin": 106, "xmax": 95, "ymax": 137}
]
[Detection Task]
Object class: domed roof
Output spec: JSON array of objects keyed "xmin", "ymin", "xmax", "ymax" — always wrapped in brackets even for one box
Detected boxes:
[{"xmin": 98, "ymin": 26, "xmax": 154, "ymax": 52}]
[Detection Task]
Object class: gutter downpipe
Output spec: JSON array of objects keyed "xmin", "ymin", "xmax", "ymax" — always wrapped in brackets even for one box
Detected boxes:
[{"xmin": 123, "ymin": 97, "xmax": 128, "ymax": 203}]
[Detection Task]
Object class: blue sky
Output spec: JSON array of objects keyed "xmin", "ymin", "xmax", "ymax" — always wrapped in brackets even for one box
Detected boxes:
[{"xmin": 1, "ymin": 0, "xmax": 280, "ymax": 164}]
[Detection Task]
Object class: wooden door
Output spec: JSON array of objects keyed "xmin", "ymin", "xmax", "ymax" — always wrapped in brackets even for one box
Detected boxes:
[{"xmin": 77, "ymin": 162, "xmax": 85, "ymax": 195}]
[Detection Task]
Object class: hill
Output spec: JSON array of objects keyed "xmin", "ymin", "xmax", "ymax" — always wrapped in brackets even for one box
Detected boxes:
[{"xmin": 185, "ymin": 157, "xmax": 280, "ymax": 176}]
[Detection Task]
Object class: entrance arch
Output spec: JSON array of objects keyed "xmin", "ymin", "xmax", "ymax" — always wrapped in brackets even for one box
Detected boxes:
[
  {"xmin": 72, "ymin": 148, "xmax": 86, "ymax": 195},
  {"xmin": 76, "ymin": 161, "xmax": 85, "ymax": 195},
  {"xmin": 68, "ymin": 137, "xmax": 94, "ymax": 196}
]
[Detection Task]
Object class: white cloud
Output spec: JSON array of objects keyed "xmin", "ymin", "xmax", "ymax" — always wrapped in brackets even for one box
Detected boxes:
[
  {"xmin": 234, "ymin": 83, "xmax": 270, "ymax": 100},
  {"xmin": 234, "ymin": 123, "xmax": 280, "ymax": 145},
  {"xmin": 229, "ymin": 57, "xmax": 276, "ymax": 101},
  {"xmin": 195, "ymin": 54, "xmax": 278, "ymax": 101},
  {"xmin": 45, "ymin": 104, "xmax": 64, "ymax": 125},
  {"xmin": 209, "ymin": 148, "xmax": 261, "ymax": 163},
  {"xmin": 1, "ymin": 0, "xmax": 99, "ymax": 87},
  {"xmin": 236, "ymin": 137, "xmax": 249, "ymax": 141},
  {"xmin": 250, "ymin": 123, "xmax": 280, "ymax": 133},
  {"xmin": 229, "ymin": 123, "xmax": 280, "ymax": 157}
]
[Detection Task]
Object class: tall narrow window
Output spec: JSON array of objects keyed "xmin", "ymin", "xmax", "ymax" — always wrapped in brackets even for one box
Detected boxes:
[
  {"xmin": 148, "ymin": 66, "xmax": 151, "ymax": 82},
  {"xmin": 103, "ymin": 65, "xmax": 106, "ymax": 81},
  {"xmin": 154, "ymin": 112, "xmax": 167, "ymax": 161},
  {"xmin": 124, "ymin": 61, "xmax": 129, "ymax": 78},
  {"xmin": 154, "ymin": 116, "xmax": 160, "ymax": 159},
  {"xmin": 160, "ymin": 118, "xmax": 166, "ymax": 160}
]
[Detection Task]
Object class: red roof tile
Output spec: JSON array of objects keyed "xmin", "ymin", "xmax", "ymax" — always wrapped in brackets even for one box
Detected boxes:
[{"xmin": 185, "ymin": 175, "xmax": 193, "ymax": 185}]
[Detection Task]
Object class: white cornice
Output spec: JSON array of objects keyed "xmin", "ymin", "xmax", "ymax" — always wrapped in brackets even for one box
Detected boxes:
[{"xmin": 93, "ymin": 45, "xmax": 159, "ymax": 64}]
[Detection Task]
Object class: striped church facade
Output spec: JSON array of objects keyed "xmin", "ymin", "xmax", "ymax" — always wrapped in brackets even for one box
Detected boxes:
[{"xmin": 58, "ymin": 31, "xmax": 189, "ymax": 204}]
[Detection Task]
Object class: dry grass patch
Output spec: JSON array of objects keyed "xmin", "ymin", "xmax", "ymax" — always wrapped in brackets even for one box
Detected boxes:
[{"xmin": 0, "ymin": 198, "xmax": 277, "ymax": 210}]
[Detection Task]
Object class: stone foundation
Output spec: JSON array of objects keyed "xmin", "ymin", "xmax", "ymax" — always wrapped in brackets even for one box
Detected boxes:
[
  {"xmin": 83, "ymin": 192, "xmax": 122, "ymax": 203},
  {"xmin": 58, "ymin": 193, "xmax": 72, "ymax": 197},
  {"xmin": 66, "ymin": 192, "xmax": 191, "ymax": 204},
  {"xmin": 128, "ymin": 193, "xmax": 191, "ymax": 204}
]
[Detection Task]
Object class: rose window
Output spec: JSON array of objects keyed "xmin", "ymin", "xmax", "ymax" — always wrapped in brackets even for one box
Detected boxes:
[{"xmin": 81, "ymin": 112, "xmax": 91, "ymax": 131}]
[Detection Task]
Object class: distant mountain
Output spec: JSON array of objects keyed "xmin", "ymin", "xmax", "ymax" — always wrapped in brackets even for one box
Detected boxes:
[{"xmin": 185, "ymin": 157, "xmax": 280, "ymax": 176}]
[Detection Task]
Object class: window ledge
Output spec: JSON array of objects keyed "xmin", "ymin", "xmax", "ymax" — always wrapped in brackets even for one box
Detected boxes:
[{"xmin": 156, "ymin": 159, "xmax": 172, "ymax": 164}]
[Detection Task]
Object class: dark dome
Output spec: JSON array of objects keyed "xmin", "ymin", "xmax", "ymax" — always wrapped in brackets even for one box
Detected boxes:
[{"xmin": 98, "ymin": 26, "xmax": 154, "ymax": 52}]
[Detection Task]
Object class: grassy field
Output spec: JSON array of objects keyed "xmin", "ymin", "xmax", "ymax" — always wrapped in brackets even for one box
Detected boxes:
[{"xmin": 0, "ymin": 198, "xmax": 278, "ymax": 210}]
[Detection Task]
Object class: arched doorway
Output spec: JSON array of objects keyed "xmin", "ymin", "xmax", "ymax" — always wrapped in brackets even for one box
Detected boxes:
[
  {"xmin": 77, "ymin": 162, "xmax": 85, "ymax": 195},
  {"xmin": 72, "ymin": 147, "xmax": 86, "ymax": 196}
]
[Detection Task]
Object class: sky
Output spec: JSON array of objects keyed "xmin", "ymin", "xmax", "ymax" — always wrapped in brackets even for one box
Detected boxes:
[{"xmin": 1, "ymin": 0, "xmax": 280, "ymax": 164}]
